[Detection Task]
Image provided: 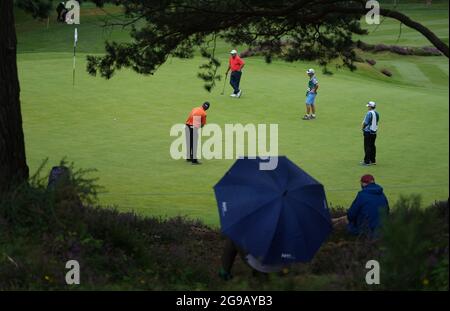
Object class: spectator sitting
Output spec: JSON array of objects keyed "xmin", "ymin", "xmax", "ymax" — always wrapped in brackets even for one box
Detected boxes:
[{"xmin": 332, "ymin": 174, "xmax": 389, "ymax": 238}]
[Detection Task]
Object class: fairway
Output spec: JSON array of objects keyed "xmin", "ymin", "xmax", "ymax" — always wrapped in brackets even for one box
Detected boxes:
[{"xmin": 17, "ymin": 3, "xmax": 449, "ymax": 226}]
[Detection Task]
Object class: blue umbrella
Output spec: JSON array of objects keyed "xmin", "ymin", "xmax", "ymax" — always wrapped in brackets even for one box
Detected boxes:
[{"xmin": 214, "ymin": 156, "xmax": 331, "ymax": 265}]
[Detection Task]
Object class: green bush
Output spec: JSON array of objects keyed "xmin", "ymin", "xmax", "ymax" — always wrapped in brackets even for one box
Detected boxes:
[
  {"xmin": 0, "ymin": 162, "xmax": 447, "ymax": 290},
  {"xmin": 0, "ymin": 160, "xmax": 217, "ymax": 290},
  {"xmin": 379, "ymin": 196, "xmax": 449, "ymax": 290}
]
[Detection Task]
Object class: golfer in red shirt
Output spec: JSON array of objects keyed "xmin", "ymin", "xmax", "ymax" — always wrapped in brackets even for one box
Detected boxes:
[{"xmin": 226, "ymin": 49, "xmax": 245, "ymax": 98}]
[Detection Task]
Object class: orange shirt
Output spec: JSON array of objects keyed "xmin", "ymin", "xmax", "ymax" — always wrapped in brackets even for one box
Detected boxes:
[
  {"xmin": 229, "ymin": 55, "xmax": 245, "ymax": 72},
  {"xmin": 185, "ymin": 107, "xmax": 207, "ymax": 128}
]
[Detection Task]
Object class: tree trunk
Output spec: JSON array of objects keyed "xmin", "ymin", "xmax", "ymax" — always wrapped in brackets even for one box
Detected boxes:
[{"xmin": 0, "ymin": 0, "xmax": 29, "ymax": 192}]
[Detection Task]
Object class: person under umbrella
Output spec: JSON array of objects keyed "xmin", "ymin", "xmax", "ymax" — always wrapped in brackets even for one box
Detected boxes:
[
  {"xmin": 214, "ymin": 156, "xmax": 332, "ymax": 279},
  {"xmin": 219, "ymin": 237, "xmax": 286, "ymax": 280}
]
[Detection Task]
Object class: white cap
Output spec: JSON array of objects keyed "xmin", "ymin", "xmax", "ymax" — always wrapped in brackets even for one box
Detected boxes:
[
  {"xmin": 230, "ymin": 49, "xmax": 238, "ymax": 54},
  {"xmin": 366, "ymin": 101, "xmax": 376, "ymax": 108},
  {"xmin": 306, "ymin": 68, "xmax": 315, "ymax": 74}
]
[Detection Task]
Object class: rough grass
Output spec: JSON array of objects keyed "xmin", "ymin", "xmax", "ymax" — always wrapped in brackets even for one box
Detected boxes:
[{"xmin": 0, "ymin": 165, "xmax": 447, "ymax": 290}]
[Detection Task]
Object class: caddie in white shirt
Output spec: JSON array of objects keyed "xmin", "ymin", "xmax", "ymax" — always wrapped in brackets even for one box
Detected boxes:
[{"xmin": 361, "ymin": 101, "xmax": 380, "ymax": 166}]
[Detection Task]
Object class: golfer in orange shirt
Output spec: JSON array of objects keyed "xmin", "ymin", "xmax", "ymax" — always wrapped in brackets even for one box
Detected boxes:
[{"xmin": 185, "ymin": 102, "xmax": 210, "ymax": 165}]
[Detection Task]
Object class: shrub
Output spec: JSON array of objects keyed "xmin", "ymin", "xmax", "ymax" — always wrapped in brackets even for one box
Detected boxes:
[
  {"xmin": 356, "ymin": 40, "xmax": 442, "ymax": 56},
  {"xmin": 365, "ymin": 59, "xmax": 377, "ymax": 66},
  {"xmin": 418, "ymin": 46, "xmax": 441, "ymax": 56},
  {"xmin": 1, "ymin": 161, "xmax": 447, "ymax": 290},
  {"xmin": 0, "ymin": 160, "xmax": 218, "ymax": 290},
  {"xmin": 379, "ymin": 196, "xmax": 449, "ymax": 290},
  {"xmin": 239, "ymin": 50, "xmax": 255, "ymax": 58},
  {"xmin": 381, "ymin": 68, "xmax": 392, "ymax": 77},
  {"xmin": 390, "ymin": 45, "xmax": 411, "ymax": 55}
]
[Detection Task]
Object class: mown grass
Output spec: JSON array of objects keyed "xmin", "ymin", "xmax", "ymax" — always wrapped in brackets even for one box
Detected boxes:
[{"xmin": 15, "ymin": 2, "xmax": 449, "ymax": 227}]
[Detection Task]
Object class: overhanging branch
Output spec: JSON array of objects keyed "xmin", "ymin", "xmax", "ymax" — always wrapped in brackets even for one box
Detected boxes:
[
  {"xmin": 333, "ymin": 6, "xmax": 449, "ymax": 58},
  {"xmin": 380, "ymin": 8, "xmax": 448, "ymax": 58}
]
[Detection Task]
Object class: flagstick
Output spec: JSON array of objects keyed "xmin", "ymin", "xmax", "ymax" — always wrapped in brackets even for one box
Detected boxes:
[
  {"xmin": 73, "ymin": 28, "xmax": 77, "ymax": 87},
  {"xmin": 72, "ymin": 45, "xmax": 76, "ymax": 87}
]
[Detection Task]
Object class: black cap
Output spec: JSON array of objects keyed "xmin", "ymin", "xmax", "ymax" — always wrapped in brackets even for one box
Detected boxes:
[{"xmin": 202, "ymin": 102, "xmax": 210, "ymax": 110}]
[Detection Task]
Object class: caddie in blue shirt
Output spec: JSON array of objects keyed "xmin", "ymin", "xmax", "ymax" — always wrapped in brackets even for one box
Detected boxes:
[
  {"xmin": 361, "ymin": 101, "xmax": 380, "ymax": 166},
  {"xmin": 303, "ymin": 68, "xmax": 319, "ymax": 120}
]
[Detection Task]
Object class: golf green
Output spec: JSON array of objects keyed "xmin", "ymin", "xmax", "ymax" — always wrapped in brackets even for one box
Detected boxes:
[{"xmin": 16, "ymin": 2, "xmax": 449, "ymax": 226}]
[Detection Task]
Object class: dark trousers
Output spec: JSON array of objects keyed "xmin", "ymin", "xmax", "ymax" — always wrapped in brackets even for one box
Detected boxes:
[
  {"xmin": 364, "ymin": 132, "xmax": 377, "ymax": 164},
  {"xmin": 221, "ymin": 237, "xmax": 266, "ymax": 277},
  {"xmin": 185, "ymin": 125, "xmax": 199, "ymax": 160},
  {"xmin": 230, "ymin": 71, "xmax": 242, "ymax": 94},
  {"xmin": 222, "ymin": 238, "xmax": 246, "ymax": 273}
]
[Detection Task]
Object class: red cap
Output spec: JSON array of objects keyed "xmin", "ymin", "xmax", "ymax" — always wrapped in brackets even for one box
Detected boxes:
[{"xmin": 360, "ymin": 174, "xmax": 375, "ymax": 184}]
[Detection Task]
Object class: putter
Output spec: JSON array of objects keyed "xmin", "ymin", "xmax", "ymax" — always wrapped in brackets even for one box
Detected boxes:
[{"xmin": 220, "ymin": 72, "xmax": 228, "ymax": 95}]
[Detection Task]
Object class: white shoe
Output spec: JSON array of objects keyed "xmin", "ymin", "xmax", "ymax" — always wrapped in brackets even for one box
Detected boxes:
[
  {"xmin": 230, "ymin": 94, "xmax": 237, "ymax": 97},
  {"xmin": 237, "ymin": 90, "xmax": 242, "ymax": 98}
]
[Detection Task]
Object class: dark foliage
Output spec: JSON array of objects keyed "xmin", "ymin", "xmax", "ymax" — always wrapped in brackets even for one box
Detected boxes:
[
  {"xmin": 13, "ymin": 1, "xmax": 449, "ymax": 91},
  {"xmin": 85, "ymin": 0, "xmax": 371, "ymax": 90},
  {"xmin": 0, "ymin": 160, "xmax": 218, "ymax": 290},
  {"xmin": 365, "ymin": 59, "xmax": 376, "ymax": 66},
  {"xmin": 380, "ymin": 68, "xmax": 392, "ymax": 77},
  {"xmin": 379, "ymin": 196, "xmax": 449, "ymax": 290},
  {"xmin": 0, "ymin": 162, "xmax": 447, "ymax": 290},
  {"xmin": 356, "ymin": 40, "xmax": 442, "ymax": 56}
]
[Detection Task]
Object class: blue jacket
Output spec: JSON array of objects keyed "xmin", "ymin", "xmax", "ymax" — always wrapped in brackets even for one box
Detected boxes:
[{"xmin": 347, "ymin": 183, "xmax": 389, "ymax": 237}]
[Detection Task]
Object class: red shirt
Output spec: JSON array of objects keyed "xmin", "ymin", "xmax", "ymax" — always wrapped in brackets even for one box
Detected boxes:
[
  {"xmin": 185, "ymin": 107, "xmax": 207, "ymax": 128},
  {"xmin": 229, "ymin": 55, "xmax": 245, "ymax": 72}
]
